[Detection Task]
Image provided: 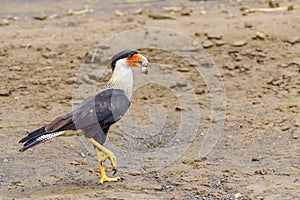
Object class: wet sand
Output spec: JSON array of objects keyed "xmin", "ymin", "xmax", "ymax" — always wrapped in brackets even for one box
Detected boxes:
[{"xmin": 1, "ymin": 0, "xmax": 299, "ymax": 199}]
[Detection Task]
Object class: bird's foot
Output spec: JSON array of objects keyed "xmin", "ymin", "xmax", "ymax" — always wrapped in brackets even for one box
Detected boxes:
[
  {"xmin": 98, "ymin": 162, "xmax": 122, "ymax": 184},
  {"xmin": 99, "ymin": 175, "xmax": 121, "ymax": 184}
]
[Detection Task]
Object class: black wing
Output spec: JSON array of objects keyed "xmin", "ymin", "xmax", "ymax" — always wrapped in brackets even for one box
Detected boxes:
[{"xmin": 19, "ymin": 88, "xmax": 130, "ymax": 151}]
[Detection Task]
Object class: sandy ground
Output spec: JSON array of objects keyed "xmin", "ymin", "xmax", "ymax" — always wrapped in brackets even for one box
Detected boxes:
[{"xmin": 0, "ymin": 0, "xmax": 300, "ymax": 199}]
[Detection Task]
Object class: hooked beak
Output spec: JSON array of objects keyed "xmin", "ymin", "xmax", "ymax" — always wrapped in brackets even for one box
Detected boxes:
[{"xmin": 127, "ymin": 53, "xmax": 149, "ymax": 74}]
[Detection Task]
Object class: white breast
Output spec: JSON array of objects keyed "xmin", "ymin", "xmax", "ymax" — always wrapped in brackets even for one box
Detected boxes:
[{"xmin": 105, "ymin": 59, "xmax": 133, "ymax": 98}]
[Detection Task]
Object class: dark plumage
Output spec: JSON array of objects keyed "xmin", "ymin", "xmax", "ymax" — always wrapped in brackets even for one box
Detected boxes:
[{"xmin": 19, "ymin": 88, "xmax": 130, "ymax": 152}]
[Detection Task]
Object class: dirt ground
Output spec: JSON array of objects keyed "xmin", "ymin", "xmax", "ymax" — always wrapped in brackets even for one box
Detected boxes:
[{"xmin": 1, "ymin": 0, "xmax": 299, "ymax": 199}]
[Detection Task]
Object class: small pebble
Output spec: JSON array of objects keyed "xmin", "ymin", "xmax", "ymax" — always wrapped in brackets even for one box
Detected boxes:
[
  {"xmin": 115, "ymin": 10, "xmax": 124, "ymax": 17},
  {"xmin": 177, "ymin": 68, "xmax": 190, "ymax": 72},
  {"xmin": 66, "ymin": 77, "xmax": 77, "ymax": 85},
  {"xmin": 254, "ymin": 31, "xmax": 266, "ymax": 40},
  {"xmin": 148, "ymin": 13, "xmax": 175, "ymax": 20},
  {"xmin": 216, "ymin": 40, "xmax": 225, "ymax": 46},
  {"xmin": 206, "ymin": 32, "xmax": 222, "ymax": 40},
  {"xmin": 244, "ymin": 22, "xmax": 253, "ymax": 28},
  {"xmin": 251, "ymin": 155, "xmax": 260, "ymax": 161},
  {"xmin": 235, "ymin": 192, "xmax": 243, "ymax": 199},
  {"xmin": 0, "ymin": 19, "xmax": 10, "ymax": 26},
  {"xmin": 202, "ymin": 40, "xmax": 214, "ymax": 48},
  {"xmin": 232, "ymin": 40, "xmax": 247, "ymax": 47},
  {"xmin": 285, "ymin": 36, "xmax": 300, "ymax": 45},
  {"xmin": 0, "ymin": 87, "xmax": 11, "ymax": 96},
  {"xmin": 34, "ymin": 14, "xmax": 48, "ymax": 20}
]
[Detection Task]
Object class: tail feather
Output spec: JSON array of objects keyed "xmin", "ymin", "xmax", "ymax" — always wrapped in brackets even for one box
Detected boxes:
[
  {"xmin": 19, "ymin": 126, "xmax": 47, "ymax": 143},
  {"xmin": 19, "ymin": 130, "xmax": 65, "ymax": 152}
]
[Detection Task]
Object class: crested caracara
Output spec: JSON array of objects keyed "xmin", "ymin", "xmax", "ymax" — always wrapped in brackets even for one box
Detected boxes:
[{"xmin": 19, "ymin": 50, "xmax": 149, "ymax": 184}]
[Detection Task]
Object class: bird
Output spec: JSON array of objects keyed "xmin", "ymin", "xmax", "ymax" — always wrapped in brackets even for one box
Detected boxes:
[{"xmin": 19, "ymin": 50, "xmax": 149, "ymax": 184}]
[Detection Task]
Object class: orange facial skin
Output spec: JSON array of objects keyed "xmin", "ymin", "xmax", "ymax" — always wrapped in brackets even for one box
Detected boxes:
[{"xmin": 127, "ymin": 54, "xmax": 146, "ymax": 67}]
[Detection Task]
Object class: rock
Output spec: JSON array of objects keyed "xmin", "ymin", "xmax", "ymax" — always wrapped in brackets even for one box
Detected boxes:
[
  {"xmin": 291, "ymin": 134, "xmax": 298, "ymax": 139},
  {"xmin": 180, "ymin": 11, "xmax": 190, "ymax": 16},
  {"xmin": 180, "ymin": 8, "xmax": 193, "ymax": 16},
  {"xmin": 8, "ymin": 74, "xmax": 21, "ymax": 80},
  {"xmin": 37, "ymin": 102, "xmax": 51, "ymax": 110},
  {"xmin": 269, "ymin": 0, "xmax": 280, "ymax": 8},
  {"xmin": 202, "ymin": 40, "xmax": 214, "ymax": 48},
  {"xmin": 253, "ymin": 31, "xmax": 266, "ymax": 40},
  {"xmin": 175, "ymin": 106, "xmax": 184, "ymax": 111},
  {"xmin": 34, "ymin": 14, "xmax": 48, "ymax": 20},
  {"xmin": 215, "ymin": 40, "xmax": 225, "ymax": 46},
  {"xmin": 66, "ymin": 77, "xmax": 77, "ymax": 85},
  {"xmin": 194, "ymin": 32, "xmax": 201, "ymax": 37},
  {"xmin": 284, "ymin": 36, "xmax": 300, "ymax": 45},
  {"xmin": 9, "ymin": 66, "xmax": 23, "ymax": 71},
  {"xmin": 234, "ymin": 193, "xmax": 243, "ymax": 199},
  {"xmin": 15, "ymin": 85, "xmax": 27, "ymax": 90},
  {"xmin": 0, "ymin": 87, "xmax": 11, "ymax": 96},
  {"xmin": 132, "ymin": 8, "xmax": 148, "ymax": 15},
  {"xmin": 148, "ymin": 13, "xmax": 175, "ymax": 20},
  {"xmin": 42, "ymin": 52, "xmax": 57, "ymax": 59},
  {"xmin": 279, "ymin": 63, "xmax": 288, "ymax": 68},
  {"xmin": 231, "ymin": 40, "xmax": 247, "ymax": 47},
  {"xmin": 244, "ymin": 22, "xmax": 253, "ymax": 28},
  {"xmin": 281, "ymin": 125, "xmax": 290, "ymax": 131},
  {"xmin": 177, "ymin": 68, "xmax": 190, "ymax": 72},
  {"xmin": 255, "ymin": 169, "xmax": 267, "ymax": 175},
  {"xmin": 206, "ymin": 32, "xmax": 222, "ymax": 40},
  {"xmin": 70, "ymin": 160, "xmax": 81, "ymax": 166},
  {"xmin": 251, "ymin": 155, "xmax": 260, "ymax": 161},
  {"xmin": 0, "ymin": 19, "xmax": 10, "ymax": 26},
  {"xmin": 115, "ymin": 10, "xmax": 124, "ymax": 17}
]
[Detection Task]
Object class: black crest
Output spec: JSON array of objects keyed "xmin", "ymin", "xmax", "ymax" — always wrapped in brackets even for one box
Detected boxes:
[{"xmin": 111, "ymin": 50, "xmax": 138, "ymax": 71}]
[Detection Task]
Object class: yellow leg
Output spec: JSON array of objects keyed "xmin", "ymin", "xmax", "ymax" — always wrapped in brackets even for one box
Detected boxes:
[
  {"xmin": 95, "ymin": 148, "xmax": 120, "ymax": 184},
  {"xmin": 86, "ymin": 138, "xmax": 120, "ymax": 184}
]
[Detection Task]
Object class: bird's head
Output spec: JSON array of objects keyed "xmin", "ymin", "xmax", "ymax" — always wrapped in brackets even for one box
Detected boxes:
[{"xmin": 111, "ymin": 50, "xmax": 149, "ymax": 74}]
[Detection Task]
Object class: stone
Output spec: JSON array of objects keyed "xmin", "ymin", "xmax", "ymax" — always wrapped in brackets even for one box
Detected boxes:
[
  {"xmin": 34, "ymin": 14, "xmax": 48, "ymax": 20},
  {"xmin": 148, "ymin": 13, "xmax": 175, "ymax": 20},
  {"xmin": 253, "ymin": 31, "xmax": 266, "ymax": 40},
  {"xmin": 206, "ymin": 32, "xmax": 222, "ymax": 40},
  {"xmin": 0, "ymin": 87, "xmax": 11, "ymax": 96},
  {"xmin": 244, "ymin": 22, "xmax": 253, "ymax": 28},
  {"xmin": 0, "ymin": 19, "xmax": 10, "ymax": 26},
  {"xmin": 42, "ymin": 52, "xmax": 57, "ymax": 59},
  {"xmin": 231, "ymin": 40, "xmax": 247, "ymax": 47},
  {"xmin": 66, "ymin": 77, "xmax": 77, "ymax": 85},
  {"xmin": 284, "ymin": 37, "xmax": 300, "ymax": 45},
  {"xmin": 215, "ymin": 40, "xmax": 225, "ymax": 46},
  {"xmin": 115, "ymin": 10, "xmax": 124, "ymax": 17},
  {"xmin": 177, "ymin": 68, "xmax": 190, "ymax": 72},
  {"xmin": 202, "ymin": 40, "xmax": 214, "ymax": 48},
  {"xmin": 9, "ymin": 66, "xmax": 22, "ymax": 71}
]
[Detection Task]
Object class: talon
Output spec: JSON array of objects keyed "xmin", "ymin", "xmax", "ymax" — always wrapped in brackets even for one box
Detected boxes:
[{"xmin": 112, "ymin": 168, "xmax": 117, "ymax": 176}]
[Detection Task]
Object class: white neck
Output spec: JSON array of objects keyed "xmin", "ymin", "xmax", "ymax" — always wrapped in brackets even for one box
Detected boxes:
[{"xmin": 105, "ymin": 59, "xmax": 133, "ymax": 99}]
